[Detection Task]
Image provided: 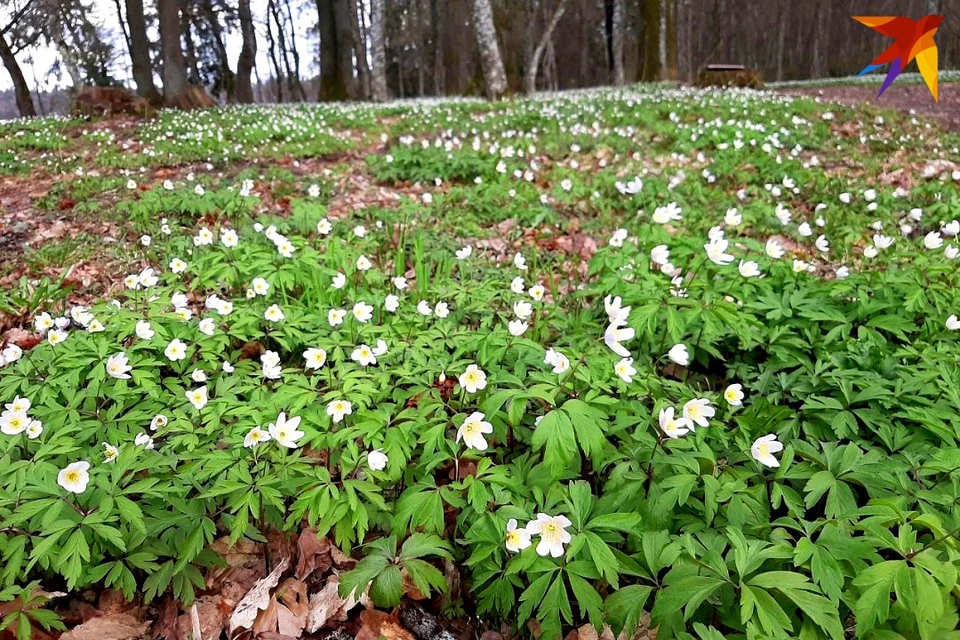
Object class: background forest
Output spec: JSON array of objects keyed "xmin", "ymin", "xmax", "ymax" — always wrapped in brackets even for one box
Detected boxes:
[{"xmin": 0, "ymin": 0, "xmax": 958, "ymax": 120}]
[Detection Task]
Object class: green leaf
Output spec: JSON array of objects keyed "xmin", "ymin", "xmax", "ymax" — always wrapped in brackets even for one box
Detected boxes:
[
  {"xmin": 605, "ymin": 585, "xmax": 652, "ymax": 636},
  {"xmin": 370, "ymin": 564, "xmax": 403, "ymax": 607},
  {"xmin": 532, "ymin": 409, "xmax": 578, "ymax": 477}
]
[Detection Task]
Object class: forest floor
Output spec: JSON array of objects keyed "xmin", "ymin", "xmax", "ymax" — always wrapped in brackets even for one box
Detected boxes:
[
  {"xmin": 3, "ymin": 85, "xmax": 960, "ymax": 640},
  {"xmin": 781, "ymin": 81, "xmax": 960, "ymax": 130}
]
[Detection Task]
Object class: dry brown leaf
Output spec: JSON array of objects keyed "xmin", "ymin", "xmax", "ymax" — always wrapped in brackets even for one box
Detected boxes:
[
  {"xmin": 305, "ymin": 575, "xmax": 370, "ymax": 633},
  {"xmin": 295, "ymin": 529, "xmax": 331, "ymax": 580},
  {"xmin": 355, "ymin": 610, "xmax": 415, "ymax": 640},
  {"xmin": 251, "ymin": 596, "xmax": 279, "ymax": 637},
  {"xmin": 150, "ymin": 596, "xmax": 179, "ymax": 640},
  {"xmin": 60, "ymin": 614, "xmax": 149, "ymax": 640},
  {"xmin": 227, "ymin": 557, "xmax": 289, "ymax": 634},
  {"xmin": 210, "ymin": 536, "xmax": 261, "ymax": 568},
  {"xmin": 275, "ymin": 579, "xmax": 309, "ymax": 637}
]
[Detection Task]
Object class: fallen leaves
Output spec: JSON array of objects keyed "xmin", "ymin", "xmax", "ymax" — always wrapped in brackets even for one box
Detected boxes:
[
  {"xmin": 60, "ymin": 614, "xmax": 149, "ymax": 640},
  {"xmin": 228, "ymin": 557, "xmax": 290, "ymax": 634}
]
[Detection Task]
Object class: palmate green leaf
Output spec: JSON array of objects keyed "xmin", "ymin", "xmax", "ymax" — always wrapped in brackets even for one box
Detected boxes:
[
  {"xmin": 402, "ymin": 558, "xmax": 447, "ymax": 598},
  {"xmin": 531, "ymin": 408, "xmax": 578, "ymax": 477},
  {"xmin": 586, "ymin": 512, "xmax": 642, "ymax": 533},
  {"xmin": 370, "ymin": 564, "xmax": 403, "ymax": 607},
  {"xmin": 652, "ymin": 575, "xmax": 727, "ymax": 622},
  {"xmin": 740, "ymin": 584, "xmax": 792, "ymax": 637},
  {"xmin": 584, "ymin": 531, "xmax": 620, "ymax": 589},
  {"xmin": 338, "ymin": 554, "xmax": 390, "ymax": 601},
  {"xmin": 748, "ymin": 571, "xmax": 844, "ymax": 640},
  {"xmin": 562, "ymin": 399, "xmax": 608, "ymax": 462},
  {"xmin": 604, "ymin": 584, "xmax": 653, "ymax": 636},
  {"xmin": 400, "ymin": 533, "xmax": 452, "ymax": 560}
]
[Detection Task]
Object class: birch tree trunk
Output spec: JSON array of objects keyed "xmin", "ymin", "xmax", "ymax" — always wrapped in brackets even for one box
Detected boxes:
[
  {"xmin": 236, "ymin": 0, "xmax": 256, "ymax": 103},
  {"xmin": 124, "ymin": 0, "xmax": 160, "ymax": 102},
  {"xmin": 611, "ymin": 0, "xmax": 625, "ymax": 85},
  {"xmin": 471, "ymin": 0, "xmax": 507, "ymax": 98},
  {"xmin": 369, "ymin": 0, "xmax": 388, "ymax": 101},
  {"xmin": 524, "ymin": 0, "xmax": 568, "ymax": 94}
]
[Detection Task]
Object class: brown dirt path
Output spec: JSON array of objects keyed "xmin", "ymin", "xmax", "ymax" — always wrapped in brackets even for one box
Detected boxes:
[{"xmin": 782, "ymin": 81, "xmax": 960, "ymax": 131}]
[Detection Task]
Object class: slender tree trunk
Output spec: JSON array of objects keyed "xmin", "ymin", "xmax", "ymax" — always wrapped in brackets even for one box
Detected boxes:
[
  {"xmin": 523, "ymin": 0, "xmax": 536, "ymax": 82},
  {"xmin": 0, "ymin": 30, "xmax": 36, "ymax": 117},
  {"xmin": 158, "ymin": 0, "xmax": 188, "ymax": 103},
  {"xmin": 265, "ymin": 2, "xmax": 284, "ymax": 102},
  {"xmin": 430, "ymin": 0, "xmax": 444, "ymax": 94},
  {"xmin": 524, "ymin": 0, "xmax": 568, "ymax": 94},
  {"xmin": 471, "ymin": 0, "xmax": 507, "ymax": 98},
  {"xmin": 612, "ymin": 0, "xmax": 624, "ymax": 84},
  {"xmin": 640, "ymin": 0, "xmax": 661, "ymax": 81},
  {"xmin": 317, "ymin": 0, "xmax": 348, "ymax": 100},
  {"xmin": 334, "ymin": 0, "xmax": 356, "ymax": 97},
  {"xmin": 45, "ymin": 10, "xmax": 85, "ymax": 90},
  {"xmin": 123, "ymin": 0, "xmax": 160, "ymax": 102},
  {"xmin": 180, "ymin": 6, "xmax": 201, "ymax": 84},
  {"xmin": 775, "ymin": 6, "xmax": 785, "ymax": 81},
  {"xmin": 283, "ymin": 0, "xmax": 306, "ymax": 100},
  {"xmin": 369, "ymin": 0, "xmax": 388, "ymax": 101},
  {"xmin": 603, "ymin": 0, "xmax": 614, "ymax": 72},
  {"xmin": 348, "ymin": 0, "xmax": 370, "ymax": 99},
  {"xmin": 664, "ymin": 0, "xmax": 677, "ymax": 80},
  {"xmin": 113, "ymin": 0, "xmax": 132, "ymax": 54},
  {"xmin": 415, "ymin": 0, "xmax": 425, "ymax": 96},
  {"xmin": 236, "ymin": 0, "xmax": 256, "ymax": 103},
  {"xmin": 269, "ymin": 0, "xmax": 297, "ymax": 101}
]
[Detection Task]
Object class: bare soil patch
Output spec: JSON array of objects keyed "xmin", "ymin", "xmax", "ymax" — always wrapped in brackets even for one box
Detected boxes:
[{"xmin": 782, "ymin": 82, "xmax": 960, "ymax": 131}]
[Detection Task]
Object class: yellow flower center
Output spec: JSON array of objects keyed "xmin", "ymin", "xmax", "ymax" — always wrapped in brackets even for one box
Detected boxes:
[
  {"xmin": 65, "ymin": 470, "xmax": 79, "ymax": 483},
  {"xmin": 506, "ymin": 531, "xmax": 520, "ymax": 545},
  {"xmin": 757, "ymin": 443, "xmax": 770, "ymax": 456}
]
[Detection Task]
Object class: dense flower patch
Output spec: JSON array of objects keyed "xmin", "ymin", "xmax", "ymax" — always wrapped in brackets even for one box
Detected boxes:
[{"xmin": 2, "ymin": 86, "xmax": 960, "ymax": 639}]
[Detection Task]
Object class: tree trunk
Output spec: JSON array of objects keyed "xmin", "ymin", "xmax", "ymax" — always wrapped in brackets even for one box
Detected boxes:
[
  {"xmin": 123, "ymin": 0, "xmax": 160, "ymax": 102},
  {"xmin": 369, "ymin": 0, "xmax": 388, "ymax": 101},
  {"xmin": 415, "ymin": 0, "xmax": 425, "ymax": 96},
  {"xmin": 269, "ymin": 0, "xmax": 298, "ymax": 101},
  {"xmin": 348, "ymin": 0, "xmax": 370, "ymax": 99},
  {"xmin": 200, "ymin": 2, "xmax": 234, "ymax": 100},
  {"xmin": 664, "ymin": 0, "xmax": 677, "ymax": 80},
  {"xmin": 265, "ymin": 1, "xmax": 284, "ymax": 101},
  {"xmin": 0, "ymin": 30, "xmax": 36, "ymax": 117},
  {"xmin": 317, "ymin": 0, "xmax": 348, "ymax": 100},
  {"xmin": 524, "ymin": 0, "xmax": 567, "ymax": 94},
  {"xmin": 334, "ymin": 0, "xmax": 356, "ymax": 97},
  {"xmin": 640, "ymin": 0, "xmax": 661, "ymax": 81},
  {"xmin": 471, "ymin": 0, "xmax": 507, "ymax": 98},
  {"xmin": 430, "ymin": 0, "xmax": 444, "ymax": 95},
  {"xmin": 113, "ymin": 0, "xmax": 132, "ymax": 55},
  {"xmin": 775, "ymin": 5, "xmax": 785, "ymax": 81},
  {"xmin": 611, "ymin": 0, "xmax": 624, "ymax": 84},
  {"xmin": 283, "ymin": 0, "xmax": 307, "ymax": 100},
  {"xmin": 236, "ymin": 0, "xmax": 256, "ymax": 103},
  {"xmin": 158, "ymin": 0, "xmax": 189, "ymax": 104}
]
